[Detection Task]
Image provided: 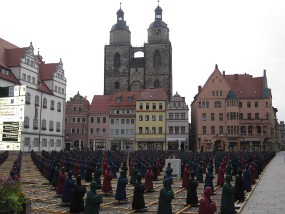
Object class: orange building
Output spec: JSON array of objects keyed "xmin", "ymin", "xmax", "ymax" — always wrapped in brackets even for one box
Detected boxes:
[{"xmin": 191, "ymin": 65, "xmax": 277, "ymax": 152}]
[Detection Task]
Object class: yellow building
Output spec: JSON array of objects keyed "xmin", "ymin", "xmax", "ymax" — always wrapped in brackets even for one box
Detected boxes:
[{"xmin": 135, "ymin": 88, "xmax": 167, "ymax": 150}]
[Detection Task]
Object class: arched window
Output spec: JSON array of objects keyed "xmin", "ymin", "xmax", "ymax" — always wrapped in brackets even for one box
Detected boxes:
[
  {"xmin": 41, "ymin": 119, "xmax": 46, "ymax": 130},
  {"xmin": 24, "ymin": 116, "xmax": 29, "ymax": 128},
  {"xmin": 49, "ymin": 121, "xmax": 54, "ymax": 131},
  {"xmin": 114, "ymin": 53, "xmax": 120, "ymax": 75},
  {"xmin": 56, "ymin": 122, "xmax": 61, "ymax": 132},
  {"xmin": 35, "ymin": 95, "xmax": 39, "ymax": 106},
  {"xmin": 43, "ymin": 97, "xmax": 47, "ymax": 108},
  {"xmin": 25, "ymin": 93, "xmax": 31, "ymax": 104},
  {"xmin": 256, "ymin": 126, "xmax": 261, "ymax": 135},
  {"xmin": 50, "ymin": 100, "xmax": 55, "ymax": 110},
  {"xmin": 154, "ymin": 79, "xmax": 160, "ymax": 88},
  {"xmin": 153, "ymin": 50, "xmax": 161, "ymax": 69},
  {"xmin": 57, "ymin": 102, "xmax": 61, "ymax": 112},
  {"xmin": 115, "ymin": 81, "xmax": 120, "ymax": 90}
]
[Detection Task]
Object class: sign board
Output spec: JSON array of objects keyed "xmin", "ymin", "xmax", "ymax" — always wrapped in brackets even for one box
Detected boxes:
[
  {"xmin": 0, "ymin": 142, "xmax": 21, "ymax": 151},
  {"xmin": 165, "ymin": 159, "xmax": 181, "ymax": 179}
]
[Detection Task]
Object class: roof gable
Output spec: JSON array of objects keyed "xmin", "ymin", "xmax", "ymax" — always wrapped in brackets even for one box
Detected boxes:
[{"xmin": 89, "ymin": 95, "xmax": 111, "ymax": 114}]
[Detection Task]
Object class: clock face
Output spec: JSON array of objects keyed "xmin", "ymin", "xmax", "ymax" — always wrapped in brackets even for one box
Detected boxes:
[{"xmin": 154, "ymin": 28, "xmax": 161, "ymax": 35}]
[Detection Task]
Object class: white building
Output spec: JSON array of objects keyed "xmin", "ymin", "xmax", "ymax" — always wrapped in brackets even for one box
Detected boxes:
[{"xmin": 0, "ymin": 38, "xmax": 66, "ymax": 151}]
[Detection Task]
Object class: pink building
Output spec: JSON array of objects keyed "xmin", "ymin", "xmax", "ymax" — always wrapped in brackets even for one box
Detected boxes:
[
  {"xmin": 191, "ymin": 65, "xmax": 277, "ymax": 152},
  {"xmin": 88, "ymin": 95, "xmax": 110, "ymax": 150},
  {"xmin": 65, "ymin": 92, "xmax": 90, "ymax": 150}
]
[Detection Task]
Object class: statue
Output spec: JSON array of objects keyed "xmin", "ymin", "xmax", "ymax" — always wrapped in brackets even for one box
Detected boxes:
[
  {"xmin": 145, "ymin": 165, "xmax": 154, "ymax": 192},
  {"xmin": 198, "ymin": 186, "xmax": 217, "ymax": 214},
  {"xmin": 196, "ymin": 162, "xmax": 204, "ymax": 183},
  {"xmin": 62, "ymin": 170, "xmax": 75, "ymax": 204},
  {"xmin": 164, "ymin": 168, "xmax": 173, "ymax": 184},
  {"xmin": 220, "ymin": 175, "xmax": 236, "ymax": 214},
  {"xmin": 243, "ymin": 164, "xmax": 252, "ymax": 192},
  {"xmin": 70, "ymin": 176, "xmax": 86, "ymax": 213},
  {"xmin": 186, "ymin": 171, "xmax": 199, "ymax": 206},
  {"xmin": 217, "ymin": 162, "xmax": 226, "ymax": 186},
  {"xmin": 234, "ymin": 169, "xmax": 245, "ymax": 202},
  {"xmin": 115, "ymin": 170, "xmax": 128, "ymax": 202},
  {"xmin": 102, "ymin": 166, "xmax": 113, "ymax": 194},
  {"xmin": 130, "ymin": 163, "xmax": 139, "ymax": 185},
  {"xmin": 132, "ymin": 174, "xmax": 147, "ymax": 211},
  {"xmin": 182, "ymin": 164, "xmax": 190, "ymax": 188},
  {"xmin": 56, "ymin": 167, "xmax": 67, "ymax": 195},
  {"xmin": 204, "ymin": 167, "xmax": 215, "ymax": 195},
  {"xmin": 52, "ymin": 163, "xmax": 61, "ymax": 189},
  {"xmin": 93, "ymin": 163, "xmax": 102, "ymax": 189},
  {"xmin": 157, "ymin": 178, "xmax": 174, "ymax": 214},
  {"xmin": 84, "ymin": 181, "xmax": 103, "ymax": 214}
]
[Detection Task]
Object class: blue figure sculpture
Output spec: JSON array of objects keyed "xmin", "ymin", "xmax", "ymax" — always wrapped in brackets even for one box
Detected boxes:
[{"xmin": 115, "ymin": 170, "xmax": 128, "ymax": 202}]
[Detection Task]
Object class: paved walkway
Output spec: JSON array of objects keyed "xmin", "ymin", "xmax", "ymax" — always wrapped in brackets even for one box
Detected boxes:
[{"xmin": 241, "ymin": 151, "xmax": 285, "ymax": 214}]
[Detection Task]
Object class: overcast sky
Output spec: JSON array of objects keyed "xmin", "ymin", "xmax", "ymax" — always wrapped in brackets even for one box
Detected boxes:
[{"xmin": 2, "ymin": 0, "xmax": 285, "ymax": 122}]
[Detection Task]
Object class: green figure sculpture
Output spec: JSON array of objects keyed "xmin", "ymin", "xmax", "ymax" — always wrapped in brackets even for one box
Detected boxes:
[
  {"xmin": 220, "ymin": 175, "xmax": 236, "ymax": 214},
  {"xmin": 84, "ymin": 181, "xmax": 103, "ymax": 214},
  {"xmin": 157, "ymin": 178, "xmax": 174, "ymax": 214}
]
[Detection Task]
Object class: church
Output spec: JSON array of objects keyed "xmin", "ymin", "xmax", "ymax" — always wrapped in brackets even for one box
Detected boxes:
[{"xmin": 104, "ymin": 3, "xmax": 173, "ymax": 101}]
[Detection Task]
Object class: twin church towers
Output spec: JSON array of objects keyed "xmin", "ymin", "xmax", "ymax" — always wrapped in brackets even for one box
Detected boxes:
[{"xmin": 104, "ymin": 3, "xmax": 173, "ymax": 100}]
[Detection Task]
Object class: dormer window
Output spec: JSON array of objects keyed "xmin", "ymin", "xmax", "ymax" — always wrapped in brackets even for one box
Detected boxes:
[
  {"xmin": 116, "ymin": 97, "xmax": 121, "ymax": 103},
  {"xmin": 128, "ymin": 96, "xmax": 133, "ymax": 103}
]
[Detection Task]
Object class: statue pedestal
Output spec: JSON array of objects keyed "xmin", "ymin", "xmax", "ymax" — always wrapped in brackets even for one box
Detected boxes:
[{"xmin": 165, "ymin": 159, "xmax": 181, "ymax": 179}]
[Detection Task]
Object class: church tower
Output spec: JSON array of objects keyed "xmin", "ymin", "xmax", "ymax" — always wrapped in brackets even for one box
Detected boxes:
[
  {"xmin": 104, "ymin": 2, "xmax": 172, "ymax": 100},
  {"xmin": 104, "ymin": 4, "xmax": 131, "ymax": 95},
  {"xmin": 144, "ymin": 3, "xmax": 172, "ymax": 100}
]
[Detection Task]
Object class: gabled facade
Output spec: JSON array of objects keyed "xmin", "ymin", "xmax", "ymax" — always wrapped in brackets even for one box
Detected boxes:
[
  {"xmin": 191, "ymin": 65, "xmax": 276, "ymax": 152},
  {"xmin": 0, "ymin": 38, "xmax": 66, "ymax": 152},
  {"xmin": 135, "ymin": 88, "xmax": 167, "ymax": 150},
  {"xmin": 65, "ymin": 92, "xmax": 90, "ymax": 150},
  {"xmin": 88, "ymin": 95, "xmax": 110, "ymax": 150},
  {"xmin": 109, "ymin": 91, "xmax": 139, "ymax": 150},
  {"xmin": 166, "ymin": 92, "xmax": 189, "ymax": 150}
]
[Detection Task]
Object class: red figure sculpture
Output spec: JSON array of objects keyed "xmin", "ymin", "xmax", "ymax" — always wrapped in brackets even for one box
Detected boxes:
[
  {"xmin": 249, "ymin": 162, "xmax": 256, "ymax": 185},
  {"xmin": 198, "ymin": 186, "xmax": 217, "ymax": 214},
  {"xmin": 56, "ymin": 167, "xmax": 67, "ymax": 195},
  {"xmin": 73, "ymin": 161, "xmax": 80, "ymax": 177},
  {"xmin": 145, "ymin": 166, "xmax": 154, "ymax": 192},
  {"xmin": 102, "ymin": 166, "xmax": 113, "ymax": 193},
  {"xmin": 216, "ymin": 162, "xmax": 226, "ymax": 186},
  {"xmin": 182, "ymin": 164, "xmax": 190, "ymax": 188}
]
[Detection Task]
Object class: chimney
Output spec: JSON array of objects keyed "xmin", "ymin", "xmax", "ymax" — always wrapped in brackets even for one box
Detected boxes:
[
  {"xmin": 222, "ymin": 71, "xmax": 225, "ymax": 76},
  {"xmin": 198, "ymin": 86, "xmax": 201, "ymax": 93}
]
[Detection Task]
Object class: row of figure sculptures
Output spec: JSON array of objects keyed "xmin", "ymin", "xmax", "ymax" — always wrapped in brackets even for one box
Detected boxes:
[{"xmin": 28, "ymin": 150, "xmax": 275, "ymax": 213}]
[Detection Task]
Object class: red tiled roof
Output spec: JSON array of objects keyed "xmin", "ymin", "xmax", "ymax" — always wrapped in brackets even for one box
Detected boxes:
[
  {"xmin": 0, "ymin": 67, "xmax": 20, "ymax": 84},
  {"xmin": 5, "ymin": 48, "xmax": 27, "ymax": 67},
  {"xmin": 110, "ymin": 91, "xmax": 140, "ymax": 107},
  {"xmin": 39, "ymin": 63, "xmax": 57, "ymax": 80},
  {"xmin": 225, "ymin": 74, "xmax": 263, "ymax": 98},
  {"xmin": 0, "ymin": 38, "xmax": 19, "ymax": 67},
  {"xmin": 89, "ymin": 95, "xmax": 111, "ymax": 113},
  {"xmin": 137, "ymin": 88, "xmax": 167, "ymax": 101}
]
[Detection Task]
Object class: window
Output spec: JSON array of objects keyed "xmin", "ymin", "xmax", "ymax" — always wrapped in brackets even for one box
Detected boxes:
[
  {"xmin": 82, "ymin": 118, "xmax": 86, "ymax": 123},
  {"xmin": 114, "ymin": 53, "xmax": 121, "ymax": 69},
  {"xmin": 175, "ymin": 113, "xmax": 179, "ymax": 119},
  {"xmin": 126, "ymin": 119, "xmax": 130, "ymax": 124},
  {"xmin": 32, "ymin": 77, "xmax": 35, "ymax": 84},
  {"xmin": 175, "ymin": 126, "xmax": 179, "ymax": 134},
  {"xmin": 122, "ymin": 110, "xmax": 125, "ymax": 115},
  {"xmin": 152, "ymin": 127, "xmax": 156, "ymax": 133},
  {"xmin": 96, "ymin": 117, "xmax": 100, "ymax": 123},
  {"xmin": 49, "ymin": 121, "xmax": 54, "ymax": 131},
  {"xmin": 247, "ymin": 113, "xmax": 252, "ymax": 119},
  {"xmin": 154, "ymin": 79, "xmax": 160, "ymax": 88},
  {"xmin": 116, "ymin": 97, "xmax": 121, "ymax": 103},
  {"xmin": 27, "ymin": 75, "xmax": 31, "ymax": 82},
  {"xmin": 145, "ymin": 115, "xmax": 149, "ymax": 121},
  {"xmin": 219, "ymin": 113, "xmax": 223, "ymax": 121},
  {"xmin": 115, "ymin": 129, "xmax": 119, "ymax": 135},
  {"xmin": 121, "ymin": 119, "xmax": 125, "ymax": 124},
  {"xmin": 146, "ymin": 103, "xmax": 149, "ymax": 110},
  {"xmin": 55, "ymin": 86, "xmax": 57, "ymax": 92},
  {"xmin": 77, "ymin": 118, "xmax": 80, "ymax": 123},
  {"xmin": 139, "ymin": 127, "xmax": 143, "ymax": 134},
  {"xmin": 42, "ymin": 138, "xmax": 47, "ymax": 147},
  {"xmin": 131, "ymin": 119, "xmax": 135, "ymax": 124},
  {"xmin": 255, "ymin": 102, "xmax": 258, "ymax": 108},
  {"xmin": 91, "ymin": 117, "xmax": 94, "ymax": 123},
  {"xmin": 159, "ymin": 103, "xmax": 163, "ymax": 110},
  {"xmin": 255, "ymin": 113, "xmax": 259, "ymax": 119},
  {"xmin": 57, "ymin": 102, "xmax": 61, "ymax": 112},
  {"xmin": 181, "ymin": 126, "xmax": 185, "ymax": 134},
  {"xmin": 152, "ymin": 103, "xmax": 156, "ymax": 110},
  {"xmin": 202, "ymin": 126, "xmax": 207, "ymax": 134},
  {"xmin": 145, "ymin": 127, "xmax": 149, "ymax": 134},
  {"xmin": 76, "ymin": 128, "xmax": 80, "ymax": 133},
  {"xmin": 130, "ymin": 129, "xmax": 135, "ymax": 135},
  {"xmin": 152, "ymin": 115, "xmax": 156, "ymax": 121},
  {"xmin": 56, "ymin": 122, "xmax": 60, "ymax": 132},
  {"xmin": 56, "ymin": 140, "xmax": 61, "ymax": 148},
  {"xmin": 202, "ymin": 113, "xmax": 206, "ymax": 121},
  {"xmin": 22, "ymin": 73, "xmax": 26, "ymax": 81},
  {"xmin": 153, "ymin": 50, "xmax": 161, "ymax": 69},
  {"xmin": 210, "ymin": 113, "xmax": 215, "ymax": 121},
  {"xmin": 139, "ymin": 115, "xmax": 143, "ymax": 121},
  {"xmin": 211, "ymin": 126, "xmax": 215, "ymax": 134},
  {"xmin": 116, "ymin": 119, "xmax": 119, "ymax": 124},
  {"xmin": 214, "ymin": 101, "xmax": 221, "ymax": 108},
  {"xmin": 169, "ymin": 126, "xmax": 173, "ymax": 134},
  {"xmin": 159, "ymin": 115, "xmax": 163, "ymax": 121},
  {"xmin": 239, "ymin": 102, "xmax": 242, "ymax": 108},
  {"xmin": 25, "ymin": 93, "xmax": 31, "ymax": 104},
  {"xmin": 50, "ymin": 100, "xmax": 55, "ymax": 109},
  {"xmin": 79, "ymin": 107, "xmax": 82, "ymax": 111},
  {"xmin": 90, "ymin": 128, "xmax": 94, "ymax": 134},
  {"xmin": 35, "ymin": 95, "xmax": 39, "ymax": 106},
  {"xmin": 110, "ymin": 129, "xmax": 114, "ymax": 135},
  {"xmin": 239, "ymin": 113, "xmax": 243, "ymax": 120},
  {"xmin": 110, "ymin": 119, "xmax": 114, "ymax": 124},
  {"xmin": 169, "ymin": 113, "xmax": 173, "ymax": 119},
  {"xmin": 96, "ymin": 128, "xmax": 100, "ymax": 134},
  {"xmin": 33, "ymin": 118, "xmax": 38, "ymax": 129},
  {"xmin": 139, "ymin": 103, "xmax": 143, "ymax": 110},
  {"xmin": 128, "ymin": 96, "xmax": 133, "ymax": 103},
  {"xmin": 121, "ymin": 129, "xmax": 125, "ymax": 135},
  {"xmin": 41, "ymin": 119, "xmax": 46, "ymax": 130},
  {"xmin": 219, "ymin": 126, "xmax": 223, "ymax": 134},
  {"xmin": 115, "ymin": 81, "xmax": 120, "ymax": 90},
  {"xmin": 126, "ymin": 129, "xmax": 130, "ymax": 135},
  {"xmin": 181, "ymin": 113, "xmax": 185, "ymax": 119},
  {"xmin": 247, "ymin": 102, "xmax": 251, "ymax": 108},
  {"xmin": 43, "ymin": 98, "xmax": 47, "ymax": 108},
  {"xmin": 158, "ymin": 127, "xmax": 163, "ymax": 134},
  {"xmin": 24, "ymin": 116, "xmax": 29, "ymax": 128}
]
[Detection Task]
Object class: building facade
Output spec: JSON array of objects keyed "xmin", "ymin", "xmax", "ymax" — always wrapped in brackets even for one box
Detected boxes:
[
  {"xmin": 166, "ymin": 92, "xmax": 189, "ymax": 151},
  {"xmin": 278, "ymin": 121, "xmax": 285, "ymax": 150},
  {"xmin": 104, "ymin": 4, "xmax": 173, "ymax": 101},
  {"xmin": 65, "ymin": 92, "xmax": 90, "ymax": 150},
  {"xmin": 0, "ymin": 38, "xmax": 66, "ymax": 152},
  {"xmin": 191, "ymin": 65, "xmax": 276, "ymax": 152},
  {"xmin": 135, "ymin": 88, "xmax": 166, "ymax": 150}
]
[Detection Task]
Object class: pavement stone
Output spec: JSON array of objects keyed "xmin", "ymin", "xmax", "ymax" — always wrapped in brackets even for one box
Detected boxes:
[{"xmin": 240, "ymin": 151, "xmax": 285, "ymax": 214}]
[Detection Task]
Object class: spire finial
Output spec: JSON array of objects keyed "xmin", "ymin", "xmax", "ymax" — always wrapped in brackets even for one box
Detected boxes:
[
  {"xmin": 215, "ymin": 64, "xmax": 218, "ymax": 69},
  {"xmin": 38, "ymin": 48, "xmax": 40, "ymax": 55},
  {"xmin": 158, "ymin": 0, "xmax": 160, "ymax": 6},
  {"xmin": 120, "ymin": 2, "xmax": 121, "ymax": 9}
]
